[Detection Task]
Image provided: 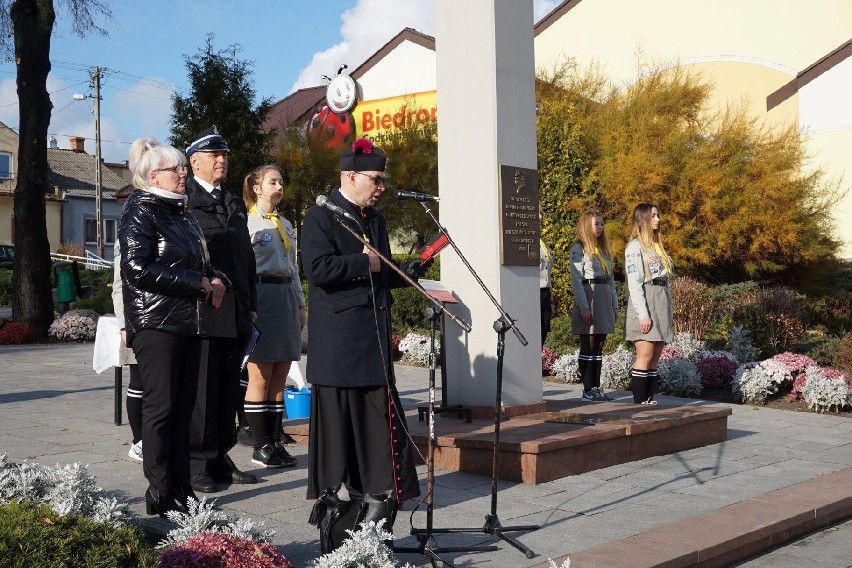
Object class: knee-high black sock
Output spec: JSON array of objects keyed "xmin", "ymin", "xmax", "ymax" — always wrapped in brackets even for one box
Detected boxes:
[
  {"xmin": 268, "ymin": 400, "xmax": 285, "ymax": 445},
  {"xmin": 578, "ymin": 352, "xmax": 593, "ymax": 391},
  {"xmin": 647, "ymin": 369, "xmax": 658, "ymax": 402},
  {"xmin": 592, "ymin": 355, "xmax": 604, "ymax": 390},
  {"xmin": 237, "ymin": 371, "xmax": 249, "ymax": 428},
  {"xmin": 244, "ymin": 401, "xmax": 270, "ymax": 449},
  {"xmin": 126, "ymin": 366, "xmax": 143, "ymax": 444},
  {"xmin": 631, "ymin": 368, "xmax": 649, "ymax": 403}
]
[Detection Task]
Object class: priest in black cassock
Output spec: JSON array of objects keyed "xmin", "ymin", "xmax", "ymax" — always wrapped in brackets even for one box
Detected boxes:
[{"xmin": 301, "ymin": 138, "xmax": 423, "ymax": 519}]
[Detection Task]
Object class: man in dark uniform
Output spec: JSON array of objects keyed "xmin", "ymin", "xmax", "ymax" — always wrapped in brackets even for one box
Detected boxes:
[
  {"xmin": 301, "ymin": 138, "xmax": 424, "ymax": 526},
  {"xmin": 184, "ymin": 126, "xmax": 258, "ymax": 492}
]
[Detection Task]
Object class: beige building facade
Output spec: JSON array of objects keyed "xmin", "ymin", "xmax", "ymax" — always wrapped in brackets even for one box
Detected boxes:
[{"xmin": 535, "ymin": 0, "xmax": 852, "ymax": 258}]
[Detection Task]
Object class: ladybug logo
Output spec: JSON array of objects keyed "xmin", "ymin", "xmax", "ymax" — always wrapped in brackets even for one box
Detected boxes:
[
  {"xmin": 326, "ymin": 74, "xmax": 357, "ymax": 113},
  {"xmin": 307, "ymin": 105, "xmax": 353, "ymax": 149}
]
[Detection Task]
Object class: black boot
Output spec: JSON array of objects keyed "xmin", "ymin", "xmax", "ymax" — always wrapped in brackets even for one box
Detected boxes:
[{"xmin": 631, "ymin": 368, "xmax": 649, "ymax": 404}]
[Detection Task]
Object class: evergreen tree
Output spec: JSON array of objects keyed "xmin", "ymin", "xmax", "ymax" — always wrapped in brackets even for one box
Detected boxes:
[
  {"xmin": 0, "ymin": 0, "xmax": 112, "ymax": 338},
  {"xmin": 170, "ymin": 34, "xmax": 273, "ymax": 192}
]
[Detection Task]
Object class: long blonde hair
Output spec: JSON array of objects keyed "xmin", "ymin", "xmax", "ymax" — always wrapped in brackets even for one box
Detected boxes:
[
  {"xmin": 630, "ymin": 203, "xmax": 665, "ymax": 251},
  {"xmin": 576, "ymin": 210, "xmax": 612, "ymax": 259}
]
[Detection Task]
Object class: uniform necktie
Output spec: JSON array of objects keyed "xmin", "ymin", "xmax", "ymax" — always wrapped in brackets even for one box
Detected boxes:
[{"xmin": 211, "ymin": 187, "xmax": 222, "ymax": 201}]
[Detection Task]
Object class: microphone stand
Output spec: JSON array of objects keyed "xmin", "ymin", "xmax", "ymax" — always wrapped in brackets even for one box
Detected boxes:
[
  {"xmin": 331, "ymin": 218, "xmax": 469, "ymax": 333},
  {"xmin": 332, "ymin": 216, "xmax": 494, "ymax": 567},
  {"xmin": 409, "ymin": 200, "xmax": 540, "ymax": 560}
]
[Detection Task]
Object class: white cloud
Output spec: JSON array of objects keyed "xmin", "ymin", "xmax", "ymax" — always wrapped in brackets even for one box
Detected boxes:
[
  {"xmin": 291, "ymin": 0, "xmax": 435, "ymax": 92},
  {"xmin": 291, "ymin": 0, "xmax": 564, "ymax": 93}
]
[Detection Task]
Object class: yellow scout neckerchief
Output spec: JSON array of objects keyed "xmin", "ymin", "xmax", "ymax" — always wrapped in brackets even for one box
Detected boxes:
[
  {"xmin": 250, "ymin": 205, "xmax": 291, "ymax": 253},
  {"xmin": 593, "ymin": 246, "xmax": 610, "ymax": 276}
]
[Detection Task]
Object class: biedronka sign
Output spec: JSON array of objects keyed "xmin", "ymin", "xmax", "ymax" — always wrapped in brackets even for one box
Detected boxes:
[{"xmin": 351, "ymin": 91, "xmax": 437, "ymax": 145}]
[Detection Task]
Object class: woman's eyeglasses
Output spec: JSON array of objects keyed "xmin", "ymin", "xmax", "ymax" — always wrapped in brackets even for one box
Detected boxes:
[{"xmin": 156, "ymin": 165, "xmax": 188, "ymax": 174}]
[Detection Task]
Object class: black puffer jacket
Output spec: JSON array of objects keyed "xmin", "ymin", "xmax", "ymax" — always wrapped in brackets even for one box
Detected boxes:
[{"xmin": 119, "ymin": 188, "xmax": 208, "ymax": 346}]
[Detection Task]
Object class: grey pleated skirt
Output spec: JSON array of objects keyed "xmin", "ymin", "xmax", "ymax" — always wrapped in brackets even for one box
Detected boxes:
[
  {"xmin": 625, "ymin": 282, "xmax": 673, "ymax": 343},
  {"xmin": 571, "ymin": 282, "xmax": 617, "ymax": 334},
  {"xmin": 250, "ymin": 282, "xmax": 302, "ymax": 361}
]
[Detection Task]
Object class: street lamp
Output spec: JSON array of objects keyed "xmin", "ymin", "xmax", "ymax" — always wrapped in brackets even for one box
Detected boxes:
[{"xmin": 72, "ymin": 67, "xmax": 104, "ymax": 259}]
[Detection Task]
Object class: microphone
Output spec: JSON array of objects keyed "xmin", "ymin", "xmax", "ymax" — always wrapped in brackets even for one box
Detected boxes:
[
  {"xmin": 316, "ymin": 195, "xmax": 359, "ymax": 223},
  {"xmin": 395, "ymin": 190, "xmax": 439, "ymax": 202}
]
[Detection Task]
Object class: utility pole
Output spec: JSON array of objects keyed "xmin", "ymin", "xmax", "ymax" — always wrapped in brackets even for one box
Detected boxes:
[{"xmin": 93, "ymin": 67, "xmax": 103, "ymax": 259}]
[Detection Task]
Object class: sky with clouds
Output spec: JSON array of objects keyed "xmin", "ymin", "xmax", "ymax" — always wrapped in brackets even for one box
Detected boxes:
[{"xmin": 0, "ymin": 0, "xmax": 560, "ymax": 163}]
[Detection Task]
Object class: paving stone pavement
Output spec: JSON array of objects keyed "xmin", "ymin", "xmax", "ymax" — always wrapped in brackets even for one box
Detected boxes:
[{"xmin": 1, "ymin": 341, "xmax": 851, "ymax": 567}]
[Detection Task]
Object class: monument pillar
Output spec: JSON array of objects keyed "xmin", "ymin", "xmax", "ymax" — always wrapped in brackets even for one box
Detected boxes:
[{"xmin": 436, "ymin": 0, "xmax": 542, "ymax": 409}]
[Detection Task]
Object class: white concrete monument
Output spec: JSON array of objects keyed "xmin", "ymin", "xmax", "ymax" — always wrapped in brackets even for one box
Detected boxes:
[{"xmin": 436, "ymin": 0, "xmax": 542, "ymax": 409}]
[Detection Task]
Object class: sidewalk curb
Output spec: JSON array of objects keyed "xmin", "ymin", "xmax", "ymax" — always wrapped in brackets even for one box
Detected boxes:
[{"xmin": 541, "ymin": 467, "xmax": 852, "ymax": 567}]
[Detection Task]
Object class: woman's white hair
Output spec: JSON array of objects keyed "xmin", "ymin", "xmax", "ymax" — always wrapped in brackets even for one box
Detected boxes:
[{"xmin": 128, "ymin": 138, "xmax": 186, "ymax": 189}]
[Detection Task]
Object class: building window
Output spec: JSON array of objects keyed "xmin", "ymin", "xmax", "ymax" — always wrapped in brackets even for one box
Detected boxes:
[
  {"xmin": 85, "ymin": 218, "xmax": 117, "ymax": 244},
  {"xmin": 0, "ymin": 152, "xmax": 11, "ymax": 179},
  {"xmin": 104, "ymin": 219, "xmax": 116, "ymax": 244}
]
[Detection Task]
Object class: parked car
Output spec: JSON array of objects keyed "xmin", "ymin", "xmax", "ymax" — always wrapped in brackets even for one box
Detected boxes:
[{"xmin": 0, "ymin": 244, "xmax": 13, "ymax": 262}]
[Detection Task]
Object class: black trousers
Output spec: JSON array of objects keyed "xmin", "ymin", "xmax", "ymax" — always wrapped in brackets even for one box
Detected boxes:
[
  {"xmin": 133, "ymin": 329, "xmax": 201, "ymax": 501},
  {"xmin": 189, "ymin": 336, "xmax": 242, "ymax": 477},
  {"xmin": 307, "ymin": 384, "xmax": 420, "ymax": 504}
]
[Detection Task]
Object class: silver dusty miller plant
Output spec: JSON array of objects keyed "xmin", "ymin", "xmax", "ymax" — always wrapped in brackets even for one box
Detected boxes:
[
  {"xmin": 157, "ymin": 496, "xmax": 274, "ymax": 548},
  {"xmin": 670, "ymin": 332, "xmax": 706, "ymax": 362},
  {"xmin": 732, "ymin": 359, "xmax": 790, "ymax": 405},
  {"xmin": 551, "ymin": 350, "xmax": 580, "ymax": 383},
  {"xmin": 657, "ymin": 358, "xmax": 702, "ymax": 398},
  {"xmin": 601, "ymin": 345, "xmax": 634, "ymax": 390},
  {"xmin": 726, "ymin": 324, "xmax": 758, "ymax": 364},
  {"xmin": 310, "ymin": 520, "xmax": 413, "ymax": 568},
  {"xmin": 0, "ymin": 452, "xmax": 126, "ymax": 526},
  {"xmin": 801, "ymin": 366, "xmax": 852, "ymax": 413}
]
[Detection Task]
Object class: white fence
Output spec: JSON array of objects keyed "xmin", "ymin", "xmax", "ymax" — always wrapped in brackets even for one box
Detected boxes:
[{"xmin": 50, "ymin": 251, "xmax": 112, "ymax": 270}]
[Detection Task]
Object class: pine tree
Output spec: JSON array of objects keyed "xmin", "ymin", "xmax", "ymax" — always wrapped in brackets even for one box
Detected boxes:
[{"xmin": 169, "ymin": 34, "xmax": 274, "ymax": 192}]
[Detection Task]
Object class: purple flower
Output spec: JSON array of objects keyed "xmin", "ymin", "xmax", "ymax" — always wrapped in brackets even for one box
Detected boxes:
[{"xmin": 696, "ymin": 356, "xmax": 739, "ymax": 389}]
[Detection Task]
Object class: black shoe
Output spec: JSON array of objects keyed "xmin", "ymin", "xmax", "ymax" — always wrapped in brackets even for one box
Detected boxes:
[
  {"xmin": 277, "ymin": 432, "xmax": 297, "ymax": 446},
  {"xmin": 251, "ymin": 443, "xmax": 291, "ymax": 468},
  {"xmin": 190, "ymin": 474, "xmax": 218, "ymax": 494},
  {"xmin": 214, "ymin": 454, "xmax": 258, "ymax": 484},
  {"xmin": 236, "ymin": 425, "xmax": 254, "ymax": 447},
  {"xmin": 145, "ymin": 489, "xmax": 189, "ymax": 518},
  {"xmin": 272, "ymin": 442, "xmax": 298, "ymax": 467}
]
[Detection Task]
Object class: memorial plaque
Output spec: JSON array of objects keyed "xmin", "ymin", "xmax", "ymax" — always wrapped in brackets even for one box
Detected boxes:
[{"xmin": 499, "ymin": 164, "xmax": 539, "ymax": 266}]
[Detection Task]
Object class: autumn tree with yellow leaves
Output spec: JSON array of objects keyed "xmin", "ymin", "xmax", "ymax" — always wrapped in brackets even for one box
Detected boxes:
[{"xmin": 537, "ymin": 59, "xmax": 844, "ymax": 312}]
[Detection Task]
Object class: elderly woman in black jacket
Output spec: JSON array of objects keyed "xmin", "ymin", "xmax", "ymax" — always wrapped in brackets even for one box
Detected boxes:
[{"xmin": 120, "ymin": 138, "xmax": 226, "ymax": 517}]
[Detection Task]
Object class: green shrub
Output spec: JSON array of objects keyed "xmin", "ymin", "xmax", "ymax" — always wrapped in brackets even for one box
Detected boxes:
[
  {"xmin": 0, "ymin": 268, "xmax": 11, "ymax": 306},
  {"xmin": 0, "ymin": 501, "xmax": 158, "ymax": 568},
  {"xmin": 728, "ymin": 286, "xmax": 809, "ymax": 357},
  {"xmin": 544, "ymin": 315, "xmax": 578, "ymax": 355},
  {"xmin": 836, "ymin": 333, "xmax": 852, "ymax": 375},
  {"xmin": 73, "ymin": 284, "xmax": 114, "ymax": 315},
  {"xmin": 811, "ymin": 292, "xmax": 852, "ymax": 337},
  {"xmin": 804, "ymin": 335, "xmax": 841, "ymax": 367},
  {"xmin": 390, "ymin": 255, "xmax": 441, "ymax": 336}
]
